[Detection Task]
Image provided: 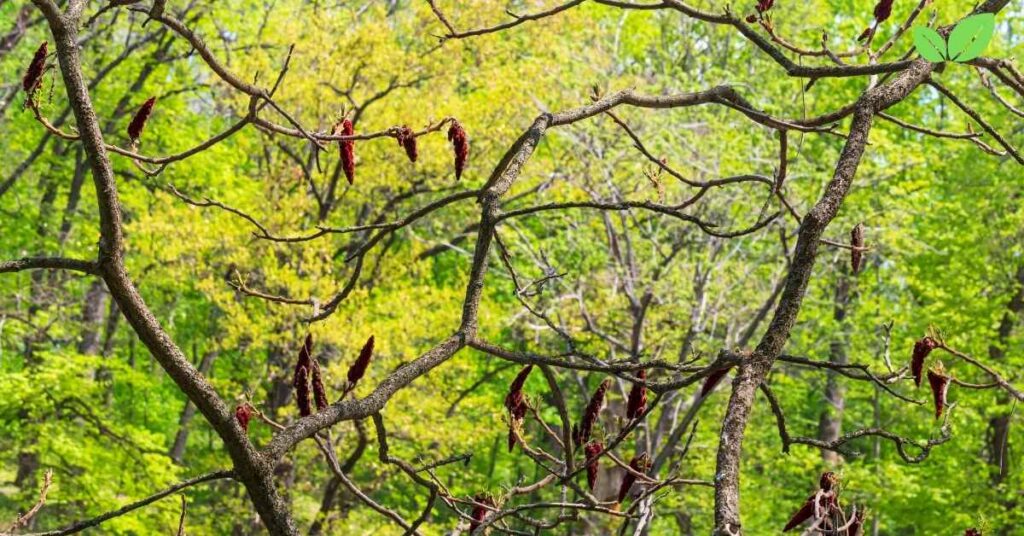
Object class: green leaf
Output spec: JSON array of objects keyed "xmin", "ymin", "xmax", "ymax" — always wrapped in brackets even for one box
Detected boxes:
[
  {"xmin": 947, "ymin": 13, "xmax": 995, "ymax": 62},
  {"xmin": 912, "ymin": 26, "xmax": 947, "ymax": 62}
]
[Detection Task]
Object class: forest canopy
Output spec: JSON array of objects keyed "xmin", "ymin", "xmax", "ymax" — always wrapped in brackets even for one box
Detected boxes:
[{"xmin": 1, "ymin": 0, "xmax": 1023, "ymax": 534}]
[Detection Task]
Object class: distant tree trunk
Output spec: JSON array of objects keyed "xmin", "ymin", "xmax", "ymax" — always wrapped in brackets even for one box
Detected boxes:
[
  {"xmin": 990, "ymin": 266, "xmax": 1023, "ymax": 491},
  {"xmin": 818, "ymin": 274, "xmax": 850, "ymax": 465},
  {"xmin": 77, "ymin": 279, "xmax": 108, "ymax": 355},
  {"xmin": 170, "ymin": 350, "xmax": 219, "ymax": 463}
]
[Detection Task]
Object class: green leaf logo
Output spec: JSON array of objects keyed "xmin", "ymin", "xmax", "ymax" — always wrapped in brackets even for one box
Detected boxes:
[
  {"xmin": 912, "ymin": 14, "xmax": 996, "ymax": 63},
  {"xmin": 912, "ymin": 27, "xmax": 947, "ymax": 62}
]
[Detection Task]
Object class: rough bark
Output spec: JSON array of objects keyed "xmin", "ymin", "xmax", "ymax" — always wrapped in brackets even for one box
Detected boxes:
[{"xmin": 713, "ymin": 58, "xmax": 936, "ymax": 534}]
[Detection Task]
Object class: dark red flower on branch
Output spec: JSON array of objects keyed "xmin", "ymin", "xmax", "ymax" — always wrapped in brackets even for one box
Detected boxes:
[
  {"xmin": 756, "ymin": 0, "xmax": 774, "ymax": 13},
  {"xmin": 625, "ymin": 368, "xmax": 647, "ymax": 420},
  {"xmin": 347, "ymin": 335, "xmax": 375, "ymax": 386},
  {"xmin": 911, "ymin": 336, "xmax": 939, "ymax": 387},
  {"xmin": 335, "ymin": 118, "xmax": 355, "ymax": 185},
  {"xmin": 311, "ymin": 360, "xmax": 329, "ymax": 411},
  {"xmin": 783, "ymin": 472, "xmax": 840, "ymax": 532},
  {"xmin": 819, "ymin": 471, "xmax": 837, "ymax": 492},
  {"xmin": 234, "ymin": 404, "xmax": 253, "ymax": 432},
  {"xmin": 396, "ymin": 125, "xmax": 418, "ymax": 163},
  {"xmin": 574, "ymin": 379, "xmax": 611, "ymax": 446},
  {"xmin": 448, "ymin": 119, "xmax": 469, "ymax": 180},
  {"xmin": 505, "ymin": 365, "xmax": 532, "ymax": 452},
  {"xmin": 22, "ymin": 42, "xmax": 47, "ymax": 97},
  {"xmin": 928, "ymin": 364, "xmax": 951, "ymax": 419},
  {"xmin": 469, "ymin": 494, "xmax": 495, "ymax": 533},
  {"xmin": 583, "ymin": 441, "xmax": 603, "ymax": 491},
  {"xmin": 965, "ymin": 529, "xmax": 982, "ymax": 536},
  {"xmin": 700, "ymin": 367, "xmax": 732, "ymax": 398},
  {"xmin": 873, "ymin": 0, "xmax": 894, "ymax": 23},
  {"xmin": 293, "ymin": 333, "xmax": 313, "ymax": 388},
  {"xmin": 127, "ymin": 97, "xmax": 157, "ymax": 142},
  {"xmin": 850, "ymin": 223, "xmax": 865, "ymax": 274},
  {"xmin": 295, "ymin": 365, "xmax": 312, "ymax": 417},
  {"xmin": 616, "ymin": 452, "xmax": 650, "ymax": 503}
]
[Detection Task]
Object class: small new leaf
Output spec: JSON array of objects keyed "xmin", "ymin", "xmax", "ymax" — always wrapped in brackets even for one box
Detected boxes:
[
  {"xmin": 912, "ymin": 26, "xmax": 947, "ymax": 62},
  {"xmin": 947, "ymin": 14, "xmax": 995, "ymax": 62}
]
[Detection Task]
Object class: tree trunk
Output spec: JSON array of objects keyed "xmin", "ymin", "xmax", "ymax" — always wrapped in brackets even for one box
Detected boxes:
[
  {"xmin": 818, "ymin": 274, "xmax": 850, "ymax": 465},
  {"xmin": 170, "ymin": 350, "xmax": 220, "ymax": 463}
]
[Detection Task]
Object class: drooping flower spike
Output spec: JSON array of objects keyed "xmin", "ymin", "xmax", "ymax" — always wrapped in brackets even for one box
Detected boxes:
[
  {"xmin": 911, "ymin": 336, "xmax": 939, "ymax": 387},
  {"xmin": 448, "ymin": 119, "xmax": 469, "ymax": 180},
  {"xmin": 625, "ymin": 368, "xmax": 647, "ymax": 420},
  {"xmin": 127, "ymin": 97, "xmax": 157, "ymax": 142},
  {"xmin": 22, "ymin": 42, "xmax": 48, "ymax": 99}
]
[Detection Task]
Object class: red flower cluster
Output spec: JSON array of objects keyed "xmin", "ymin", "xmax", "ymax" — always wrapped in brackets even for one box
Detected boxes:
[
  {"xmin": 396, "ymin": 126, "xmax": 418, "ymax": 163},
  {"xmin": 469, "ymin": 494, "xmax": 495, "ymax": 533},
  {"xmin": 22, "ymin": 42, "xmax": 47, "ymax": 98},
  {"xmin": 127, "ymin": 97, "xmax": 157, "ymax": 142},
  {"xmin": 583, "ymin": 441, "xmax": 603, "ymax": 491},
  {"xmin": 448, "ymin": 119, "xmax": 469, "ymax": 180},
  {"xmin": 783, "ymin": 472, "xmax": 840, "ymax": 532},
  {"xmin": 504, "ymin": 365, "xmax": 533, "ymax": 451},
  {"xmin": 911, "ymin": 336, "xmax": 939, "ymax": 387},
  {"xmin": 347, "ymin": 335, "xmax": 375, "ymax": 387},
  {"xmin": 873, "ymin": 0, "xmax": 894, "ymax": 23},
  {"xmin": 700, "ymin": 366, "xmax": 732, "ymax": 398},
  {"xmin": 573, "ymin": 379, "xmax": 611, "ymax": 446},
  {"xmin": 625, "ymin": 368, "xmax": 647, "ymax": 419},
  {"xmin": 617, "ymin": 452, "xmax": 650, "ymax": 503},
  {"xmin": 311, "ymin": 361, "xmax": 328, "ymax": 411},
  {"xmin": 850, "ymin": 223, "xmax": 865, "ymax": 275},
  {"xmin": 335, "ymin": 118, "xmax": 355, "ymax": 184},
  {"xmin": 234, "ymin": 403, "xmax": 253, "ymax": 432},
  {"xmin": 927, "ymin": 364, "xmax": 951, "ymax": 419}
]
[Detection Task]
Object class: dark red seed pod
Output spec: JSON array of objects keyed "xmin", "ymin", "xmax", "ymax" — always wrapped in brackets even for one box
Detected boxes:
[
  {"xmin": 583, "ymin": 442, "xmax": 603, "ymax": 491},
  {"xmin": 293, "ymin": 334, "xmax": 313, "ymax": 389},
  {"xmin": 783, "ymin": 496, "xmax": 817, "ymax": 532},
  {"xmin": 928, "ymin": 365, "xmax": 951, "ymax": 419},
  {"xmin": 234, "ymin": 404, "xmax": 253, "ymax": 432},
  {"xmin": 857, "ymin": 27, "xmax": 873, "ymax": 42},
  {"xmin": 625, "ymin": 369, "xmax": 647, "ymax": 420},
  {"xmin": 873, "ymin": 0, "xmax": 893, "ymax": 23},
  {"xmin": 745, "ymin": 14, "xmax": 758, "ymax": 23},
  {"xmin": 575, "ymin": 379, "xmax": 611, "ymax": 446},
  {"xmin": 617, "ymin": 453, "xmax": 650, "ymax": 503},
  {"xmin": 311, "ymin": 360, "xmax": 328, "ymax": 411},
  {"xmin": 965, "ymin": 529, "xmax": 982, "ymax": 536},
  {"xmin": 505, "ymin": 365, "xmax": 533, "ymax": 410},
  {"xmin": 347, "ymin": 335, "xmax": 375, "ymax": 386},
  {"xmin": 396, "ymin": 125, "xmax": 418, "ymax": 163},
  {"xmin": 127, "ymin": 97, "xmax": 156, "ymax": 142},
  {"xmin": 756, "ymin": 0, "xmax": 774, "ymax": 13},
  {"xmin": 911, "ymin": 336, "xmax": 939, "ymax": 388},
  {"xmin": 448, "ymin": 119, "xmax": 469, "ymax": 180},
  {"xmin": 469, "ymin": 494, "xmax": 494, "ymax": 533},
  {"xmin": 819, "ymin": 471, "xmax": 838, "ymax": 492},
  {"xmin": 335, "ymin": 118, "xmax": 355, "ymax": 185},
  {"xmin": 295, "ymin": 365, "xmax": 312, "ymax": 417},
  {"xmin": 848, "ymin": 508, "xmax": 867, "ymax": 536},
  {"xmin": 22, "ymin": 41, "xmax": 47, "ymax": 95},
  {"xmin": 700, "ymin": 367, "xmax": 732, "ymax": 398},
  {"xmin": 850, "ymin": 223, "xmax": 865, "ymax": 275}
]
